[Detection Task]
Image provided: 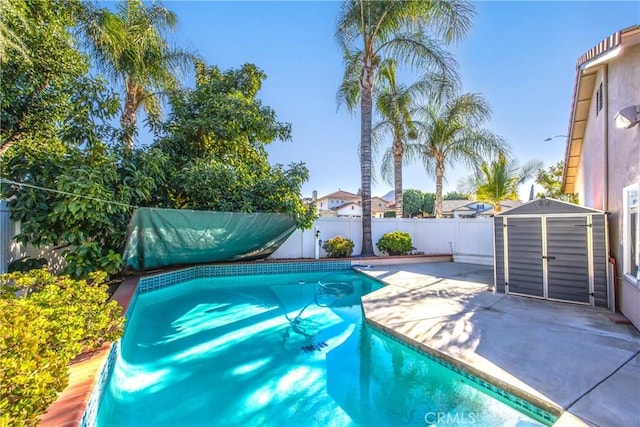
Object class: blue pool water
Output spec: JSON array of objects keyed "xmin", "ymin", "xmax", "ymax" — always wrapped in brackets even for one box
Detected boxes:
[{"xmin": 96, "ymin": 270, "xmax": 552, "ymax": 426}]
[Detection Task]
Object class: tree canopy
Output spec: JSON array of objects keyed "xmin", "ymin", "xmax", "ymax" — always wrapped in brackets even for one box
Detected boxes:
[
  {"xmin": 1, "ymin": 6, "xmax": 314, "ymax": 277},
  {"xmin": 407, "ymin": 92, "xmax": 508, "ymax": 217},
  {"xmin": 80, "ymin": 0, "xmax": 196, "ymax": 149},
  {"xmin": 403, "ymin": 189, "xmax": 436, "ymax": 217},
  {"xmin": 536, "ymin": 161, "xmax": 578, "ymax": 203}
]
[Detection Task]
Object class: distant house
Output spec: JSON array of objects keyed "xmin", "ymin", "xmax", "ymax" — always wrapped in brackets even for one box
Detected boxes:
[
  {"xmin": 312, "ymin": 190, "xmax": 393, "ymax": 217},
  {"xmin": 370, "ymin": 196, "xmax": 392, "ymax": 218},
  {"xmin": 332, "ymin": 201, "xmax": 362, "ymax": 217},
  {"xmin": 561, "ymin": 25, "xmax": 639, "ymax": 329},
  {"xmin": 437, "ymin": 200, "xmax": 523, "ymax": 218},
  {"xmin": 314, "ymin": 190, "xmax": 361, "ymax": 216}
]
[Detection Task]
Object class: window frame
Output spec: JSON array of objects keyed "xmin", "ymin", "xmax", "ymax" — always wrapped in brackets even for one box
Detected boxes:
[{"xmin": 622, "ymin": 183, "xmax": 639, "ymax": 283}]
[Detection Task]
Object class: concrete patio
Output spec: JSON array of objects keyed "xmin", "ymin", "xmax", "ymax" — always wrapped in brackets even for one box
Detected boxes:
[{"xmin": 358, "ymin": 262, "xmax": 640, "ymax": 427}]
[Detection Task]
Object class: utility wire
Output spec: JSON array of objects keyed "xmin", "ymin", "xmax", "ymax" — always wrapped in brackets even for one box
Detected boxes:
[{"xmin": 0, "ymin": 178, "xmax": 138, "ymax": 209}]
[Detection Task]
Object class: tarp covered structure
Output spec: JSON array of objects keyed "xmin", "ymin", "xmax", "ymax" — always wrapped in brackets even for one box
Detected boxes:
[{"xmin": 122, "ymin": 207, "xmax": 297, "ymax": 271}]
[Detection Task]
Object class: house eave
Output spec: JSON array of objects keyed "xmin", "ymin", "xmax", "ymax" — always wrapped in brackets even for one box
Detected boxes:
[{"xmin": 562, "ymin": 25, "xmax": 640, "ymax": 194}]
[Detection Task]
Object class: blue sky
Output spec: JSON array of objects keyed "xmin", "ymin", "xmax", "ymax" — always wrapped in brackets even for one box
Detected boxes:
[{"xmin": 161, "ymin": 0, "xmax": 639, "ymax": 200}]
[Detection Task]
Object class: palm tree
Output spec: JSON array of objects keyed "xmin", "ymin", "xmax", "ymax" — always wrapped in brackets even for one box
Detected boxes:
[
  {"xmin": 458, "ymin": 154, "xmax": 543, "ymax": 213},
  {"xmin": 373, "ymin": 60, "xmax": 456, "ymax": 218},
  {"xmin": 407, "ymin": 92, "xmax": 508, "ymax": 218},
  {"xmin": 80, "ymin": 0, "xmax": 195, "ymax": 149},
  {"xmin": 336, "ymin": 0, "xmax": 473, "ymax": 255}
]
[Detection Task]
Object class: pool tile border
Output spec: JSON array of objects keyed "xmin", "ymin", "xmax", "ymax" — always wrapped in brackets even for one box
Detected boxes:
[
  {"xmin": 79, "ymin": 344, "xmax": 118, "ymax": 427},
  {"xmin": 137, "ymin": 260, "xmax": 352, "ymax": 293}
]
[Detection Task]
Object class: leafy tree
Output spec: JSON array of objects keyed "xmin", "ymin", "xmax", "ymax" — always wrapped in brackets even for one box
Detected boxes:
[
  {"xmin": 536, "ymin": 160, "xmax": 578, "ymax": 203},
  {"xmin": 423, "ymin": 192, "xmax": 436, "ymax": 215},
  {"xmin": 80, "ymin": 0, "xmax": 195, "ymax": 149},
  {"xmin": 3, "ymin": 141, "xmax": 168, "ymax": 278},
  {"xmin": 0, "ymin": 269, "xmax": 123, "ymax": 425},
  {"xmin": 0, "ymin": 0, "xmax": 87, "ymax": 157},
  {"xmin": 0, "ymin": 0, "xmax": 29, "ymax": 62},
  {"xmin": 402, "ymin": 189, "xmax": 435, "ymax": 217},
  {"xmin": 459, "ymin": 155, "xmax": 542, "ymax": 213},
  {"xmin": 336, "ymin": 0, "xmax": 473, "ymax": 255},
  {"xmin": 444, "ymin": 191, "xmax": 470, "ymax": 200},
  {"xmin": 374, "ymin": 60, "xmax": 456, "ymax": 218},
  {"xmin": 407, "ymin": 93, "xmax": 508, "ymax": 217},
  {"xmin": 155, "ymin": 62, "xmax": 316, "ymax": 228}
]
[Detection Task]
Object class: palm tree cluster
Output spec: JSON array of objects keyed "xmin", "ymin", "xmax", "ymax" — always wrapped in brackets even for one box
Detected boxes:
[{"xmin": 336, "ymin": 0, "xmax": 517, "ymax": 255}]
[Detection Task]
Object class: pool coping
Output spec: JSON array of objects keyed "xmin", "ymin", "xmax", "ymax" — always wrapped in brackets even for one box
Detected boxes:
[{"xmin": 366, "ymin": 316, "xmax": 561, "ymax": 420}]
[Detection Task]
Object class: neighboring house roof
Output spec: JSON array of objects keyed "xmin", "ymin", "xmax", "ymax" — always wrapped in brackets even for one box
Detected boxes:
[
  {"xmin": 380, "ymin": 190, "xmax": 395, "ymax": 202},
  {"xmin": 332, "ymin": 201, "xmax": 360, "ymax": 210},
  {"xmin": 317, "ymin": 190, "xmax": 360, "ymax": 201},
  {"xmin": 440, "ymin": 200, "xmax": 474, "ymax": 214},
  {"xmin": 332, "ymin": 197, "xmax": 390, "ymax": 212},
  {"xmin": 439, "ymin": 199, "xmax": 524, "ymax": 217},
  {"xmin": 562, "ymin": 25, "xmax": 640, "ymax": 193},
  {"xmin": 482, "ymin": 200, "xmax": 525, "ymax": 216}
]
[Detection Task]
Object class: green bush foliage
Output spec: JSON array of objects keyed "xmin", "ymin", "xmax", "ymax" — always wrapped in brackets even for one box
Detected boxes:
[
  {"xmin": 322, "ymin": 236, "xmax": 355, "ymax": 258},
  {"xmin": 0, "ymin": 269, "xmax": 124, "ymax": 426},
  {"xmin": 376, "ymin": 231, "xmax": 413, "ymax": 255}
]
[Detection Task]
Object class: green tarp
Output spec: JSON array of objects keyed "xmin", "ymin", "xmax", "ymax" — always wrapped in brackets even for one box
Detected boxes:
[{"xmin": 122, "ymin": 208, "xmax": 297, "ymax": 271}]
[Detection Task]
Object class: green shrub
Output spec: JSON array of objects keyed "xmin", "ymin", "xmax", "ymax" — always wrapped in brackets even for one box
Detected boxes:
[
  {"xmin": 376, "ymin": 231, "xmax": 413, "ymax": 255},
  {"xmin": 0, "ymin": 269, "xmax": 124, "ymax": 425},
  {"xmin": 322, "ymin": 236, "xmax": 355, "ymax": 258}
]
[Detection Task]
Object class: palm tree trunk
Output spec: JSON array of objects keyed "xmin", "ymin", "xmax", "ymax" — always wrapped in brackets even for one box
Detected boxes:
[
  {"xmin": 435, "ymin": 156, "xmax": 445, "ymax": 218},
  {"xmin": 360, "ymin": 61, "xmax": 375, "ymax": 256},
  {"xmin": 393, "ymin": 136, "xmax": 403, "ymax": 218},
  {"xmin": 120, "ymin": 82, "xmax": 139, "ymax": 150}
]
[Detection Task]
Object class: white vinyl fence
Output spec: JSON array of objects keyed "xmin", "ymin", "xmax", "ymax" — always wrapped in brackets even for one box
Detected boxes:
[
  {"xmin": 270, "ymin": 217, "xmax": 494, "ymax": 265},
  {"xmin": 0, "ymin": 201, "xmax": 11, "ymax": 274},
  {"xmin": 0, "ymin": 207, "xmax": 495, "ymax": 273},
  {"xmin": 0, "ymin": 202, "xmax": 67, "ymax": 274}
]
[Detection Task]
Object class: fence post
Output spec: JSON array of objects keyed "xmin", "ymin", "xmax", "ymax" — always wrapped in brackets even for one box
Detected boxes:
[{"xmin": 454, "ymin": 216, "xmax": 460, "ymax": 255}]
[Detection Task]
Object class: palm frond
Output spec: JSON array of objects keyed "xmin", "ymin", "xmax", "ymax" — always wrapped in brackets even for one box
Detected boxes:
[
  {"xmin": 380, "ymin": 147, "xmax": 395, "ymax": 185},
  {"xmin": 518, "ymin": 159, "xmax": 544, "ymax": 185}
]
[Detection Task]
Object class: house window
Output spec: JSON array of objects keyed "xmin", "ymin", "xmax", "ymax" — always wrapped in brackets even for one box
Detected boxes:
[
  {"xmin": 623, "ymin": 184, "xmax": 639, "ymax": 281},
  {"xmin": 596, "ymin": 82, "xmax": 603, "ymax": 116},
  {"xmin": 351, "ymin": 206, "xmax": 354, "ymax": 210},
  {"xmin": 320, "ymin": 202, "xmax": 323, "ymax": 208}
]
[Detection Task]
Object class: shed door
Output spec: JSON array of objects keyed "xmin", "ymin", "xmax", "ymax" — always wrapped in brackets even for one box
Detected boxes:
[
  {"xmin": 546, "ymin": 217, "xmax": 590, "ymax": 303},
  {"xmin": 506, "ymin": 217, "xmax": 544, "ymax": 297}
]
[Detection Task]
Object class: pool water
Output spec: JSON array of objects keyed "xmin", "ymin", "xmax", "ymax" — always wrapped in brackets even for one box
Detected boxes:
[{"xmin": 96, "ymin": 271, "xmax": 550, "ymax": 426}]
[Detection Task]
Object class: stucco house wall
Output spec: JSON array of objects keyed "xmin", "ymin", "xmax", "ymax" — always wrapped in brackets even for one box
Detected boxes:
[
  {"xmin": 565, "ymin": 27, "xmax": 640, "ymax": 329},
  {"xmin": 607, "ymin": 43, "xmax": 640, "ymax": 327}
]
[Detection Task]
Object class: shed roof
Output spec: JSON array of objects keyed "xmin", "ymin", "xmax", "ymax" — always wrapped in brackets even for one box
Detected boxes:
[{"xmin": 496, "ymin": 198, "xmax": 605, "ymax": 216}]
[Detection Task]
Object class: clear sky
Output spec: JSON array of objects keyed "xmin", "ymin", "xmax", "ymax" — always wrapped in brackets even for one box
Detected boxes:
[{"xmin": 160, "ymin": 0, "xmax": 639, "ymax": 200}]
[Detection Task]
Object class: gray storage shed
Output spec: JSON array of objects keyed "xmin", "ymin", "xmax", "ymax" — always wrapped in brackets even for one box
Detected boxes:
[{"xmin": 494, "ymin": 198, "xmax": 609, "ymax": 307}]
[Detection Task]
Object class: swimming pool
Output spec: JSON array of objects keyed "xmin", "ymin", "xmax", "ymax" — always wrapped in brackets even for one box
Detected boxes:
[{"xmin": 92, "ymin": 264, "xmax": 554, "ymax": 426}]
